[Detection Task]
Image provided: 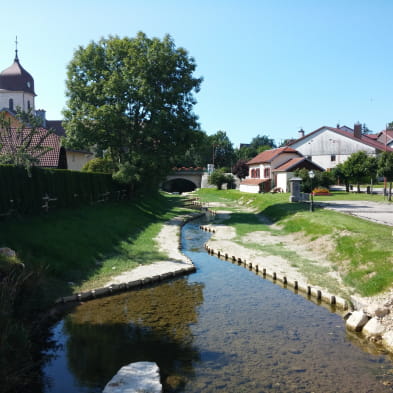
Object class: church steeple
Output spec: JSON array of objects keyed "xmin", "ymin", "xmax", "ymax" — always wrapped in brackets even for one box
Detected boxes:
[
  {"xmin": 0, "ymin": 40, "xmax": 36, "ymax": 113},
  {"xmin": 14, "ymin": 36, "xmax": 19, "ymax": 62}
]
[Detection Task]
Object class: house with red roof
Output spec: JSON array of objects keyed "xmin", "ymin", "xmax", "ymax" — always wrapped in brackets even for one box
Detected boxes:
[
  {"xmin": 239, "ymin": 147, "xmax": 323, "ymax": 193},
  {"xmin": 288, "ymin": 124, "xmax": 393, "ymax": 171}
]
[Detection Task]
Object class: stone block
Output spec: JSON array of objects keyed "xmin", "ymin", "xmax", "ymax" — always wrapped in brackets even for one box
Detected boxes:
[
  {"xmin": 362, "ymin": 317, "xmax": 385, "ymax": 338},
  {"xmin": 346, "ymin": 311, "xmax": 369, "ymax": 332},
  {"xmin": 103, "ymin": 361, "xmax": 162, "ymax": 393},
  {"xmin": 382, "ymin": 331, "xmax": 393, "ymax": 352},
  {"xmin": 365, "ymin": 304, "xmax": 390, "ymax": 318}
]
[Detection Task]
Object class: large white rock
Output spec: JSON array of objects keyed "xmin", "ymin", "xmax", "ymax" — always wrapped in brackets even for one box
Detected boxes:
[
  {"xmin": 362, "ymin": 317, "xmax": 385, "ymax": 338},
  {"xmin": 346, "ymin": 311, "xmax": 369, "ymax": 332},
  {"xmin": 382, "ymin": 331, "xmax": 393, "ymax": 352},
  {"xmin": 103, "ymin": 362, "xmax": 162, "ymax": 393}
]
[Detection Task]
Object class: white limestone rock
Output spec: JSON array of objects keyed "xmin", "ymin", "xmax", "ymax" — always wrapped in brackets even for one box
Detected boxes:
[
  {"xmin": 382, "ymin": 331, "xmax": 393, "ymax": 353},
  {"xmin": 346, "ymin": 311, "xmax": 369, "ymax": 332},
  {"xmin": 362, "ymin": 317, "xmax": 385, "ymax": 338},
  {"xmin": 365, "ymin": 304, "xmax": 390, "ymax": 318},
  {"xmin": 103, "ymin": 362, "xmax": 162, "ymax": 393}
]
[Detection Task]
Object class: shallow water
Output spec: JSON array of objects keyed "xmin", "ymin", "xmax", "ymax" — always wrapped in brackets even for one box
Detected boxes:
[{"xmin": 44, "ymin": 219, "xmax": 393, "ymax": 392}]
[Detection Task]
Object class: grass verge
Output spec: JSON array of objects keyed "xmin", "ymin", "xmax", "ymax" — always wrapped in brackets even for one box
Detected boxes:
[{"xmin": 196, "ymin": 189, "xmax": 393, "ymax": 297}]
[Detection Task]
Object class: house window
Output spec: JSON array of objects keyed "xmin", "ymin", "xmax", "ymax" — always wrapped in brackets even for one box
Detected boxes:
[
  {"xmin": 264, "ymin": 168, "xmax": 270, "ymax": 178},
  {"xmin": 27, "ymin": 100, "xmax": 31, "ymax": 110},
  {"xmin": 331, "ymin": 154, "xmax": 336, "ymax": 162},
  {"xmin": 255, "ymin": 168, "xmax": 260, "ymax": 178},
  {"xmin": 251, "ymin": 169, "xmax": 255, "ymax": 178},
  {"xmin": 9, "ymin": 98, "xmax": 13, "ymax": 111}
]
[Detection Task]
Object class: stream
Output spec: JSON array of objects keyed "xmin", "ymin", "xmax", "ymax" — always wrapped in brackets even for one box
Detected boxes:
[{"xmin": 43, "ymin": 217, "xmax": 393, "ymax": 392}]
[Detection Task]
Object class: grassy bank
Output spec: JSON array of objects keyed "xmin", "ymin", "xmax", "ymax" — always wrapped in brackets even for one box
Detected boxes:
[
  {"xmin": 196, "ymin": 189, "xmax": 393, "ymax": 298},
  {"xmin": 1, "ymin": 192, "xmax": 191, "ymax": 300},
  {"xmin": 0, "ymin": 192, "xmax": 190, "ymax": 393}
]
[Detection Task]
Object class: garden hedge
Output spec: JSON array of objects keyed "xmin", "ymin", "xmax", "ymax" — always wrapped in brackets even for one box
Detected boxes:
[{"xmin": 0, "ymin": 165, "xmax": 123, "ymax": 216}]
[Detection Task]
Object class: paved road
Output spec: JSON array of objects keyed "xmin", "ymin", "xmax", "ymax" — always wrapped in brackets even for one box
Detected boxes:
[{"xmin": 318, "ymin": 200, "xmax": 393, "ymax": 227}]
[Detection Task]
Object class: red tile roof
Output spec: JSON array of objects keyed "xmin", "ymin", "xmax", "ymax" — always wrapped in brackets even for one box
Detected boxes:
[
  {"xmin": 274, "ymin": 157, "xmax": 305, "ymax": 171},
  {"xmin": 0, "ymin": 127, "xmax": 64, "ymax": 167},
  {"xmin": 273, "ymin": 157, "xmax": 324, "ymax": 172},
  {"xmin": 289, "ymin": 126, "xmax": 393, "ymax": 152},
  {"xmin": 240, "ymin": 178, "xmax": 269, "ymax": 185},
  {"xmin": 247, "ymin": 147, "xmax": 299, "ymax": 165}
]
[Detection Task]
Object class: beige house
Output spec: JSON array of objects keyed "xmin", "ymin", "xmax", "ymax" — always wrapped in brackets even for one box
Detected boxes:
[{"xmin": 240, "ymin": 147, "xmax": 323, "ymax": 193}]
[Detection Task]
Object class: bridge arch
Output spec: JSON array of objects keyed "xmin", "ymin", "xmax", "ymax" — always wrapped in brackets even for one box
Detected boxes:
[{"xmin": 162, "ymin": 177, "xmax": 198, "ymax": 193}]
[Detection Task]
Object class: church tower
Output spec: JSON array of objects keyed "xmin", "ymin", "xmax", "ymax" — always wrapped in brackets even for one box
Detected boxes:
[{"xmin": 0, "ymin": 39, "xmax": 36, "ymax": 114}]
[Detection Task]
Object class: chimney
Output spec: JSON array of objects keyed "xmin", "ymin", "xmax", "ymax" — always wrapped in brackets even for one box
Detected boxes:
[
  {"xmin": 298, "ymin": 128, "xmax": 305, "ymax": 138},
  {"xmin": 353, "ymin": 122, "xmax": 362, "ymax": 139},
  {"xmin": 35, "ymin": 109, "xmax": 46, "ymax": 128}
]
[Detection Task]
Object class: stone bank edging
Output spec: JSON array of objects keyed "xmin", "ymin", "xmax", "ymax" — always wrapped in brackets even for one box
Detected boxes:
[
  {"xmin": 200, "ymin": 222, "xmax": 393, "ymax": 354},
  {"xmin": 199, "ymin": 224, "xmax": 348, "ymax": 311},
  {"xmin": 55, "ymin": 212, "xmax": 205, "ymax": 305}
]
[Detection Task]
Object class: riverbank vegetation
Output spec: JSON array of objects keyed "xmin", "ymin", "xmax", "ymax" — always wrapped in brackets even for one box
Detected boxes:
[
  {"xmin": 196, "ymin": 189, "xmax": 393, "ymax": 298},
  {"xmin": 0, "ymin": 192, "xmax": 190, "ymax": 393}
]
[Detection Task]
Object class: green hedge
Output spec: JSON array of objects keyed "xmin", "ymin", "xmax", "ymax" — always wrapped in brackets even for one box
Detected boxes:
[{"xmin": 0, "ymin": 165, "xmax": 124, "ymax": 216}]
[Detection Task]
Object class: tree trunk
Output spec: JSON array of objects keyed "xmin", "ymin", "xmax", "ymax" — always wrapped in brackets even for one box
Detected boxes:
[
  {"xmin": 357, "ymin": 183, "xmax": 360, "ymax": 193},
  {"xmin": 389, "ymin": 182, "xmax": 392, "ymax": 202}
]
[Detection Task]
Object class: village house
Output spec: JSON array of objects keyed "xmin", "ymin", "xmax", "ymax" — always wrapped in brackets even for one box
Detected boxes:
[
  {"xmin": 239, "ymin": 146, "xmax": 323, "ymax": 193},
  {"xmin": 287, "ymin": 124, "xmax": 393, "ymax": 171},
  {"xmin": 0, "ymin": 47, "xmax": 93, "ymax": 170}
]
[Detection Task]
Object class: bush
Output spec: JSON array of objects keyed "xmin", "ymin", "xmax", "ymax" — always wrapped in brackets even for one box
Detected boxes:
[
  {"xmin": 209, "ymin": 169, "xmax": 234, "ymax": 190},
  {"xmin": 82, "ymin": 157, "xmax": 115, "ymax": 173}
]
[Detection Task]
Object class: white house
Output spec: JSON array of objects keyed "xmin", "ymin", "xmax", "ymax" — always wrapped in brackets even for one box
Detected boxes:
[
  {"xmin": 239, "ymin": 147, "xmax": 323, "ymax": 193},
  {"xmin": 288, "ymin": 124, "xmax": 393, "ymax": 170}
]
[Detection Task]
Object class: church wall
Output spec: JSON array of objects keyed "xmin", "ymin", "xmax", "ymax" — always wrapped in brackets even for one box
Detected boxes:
[{"xmin": 0, "ymin": 90, "xmax": 35, "ymax": 112}]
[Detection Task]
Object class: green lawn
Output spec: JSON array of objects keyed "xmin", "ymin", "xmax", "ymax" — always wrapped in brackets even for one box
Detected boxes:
[
  {"xmin": 0, "ymin": 192, "xmax": 191, "ymax": 301},
  {"xmin": 196, "ymin": 189, "xmax": 393, "ymax": 297}
]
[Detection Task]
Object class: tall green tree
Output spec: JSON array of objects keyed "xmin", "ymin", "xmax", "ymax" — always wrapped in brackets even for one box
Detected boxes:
[
  {"xmin": 63, "ymin": 32, "xmax": 202, "ymax": 191},
  {"xmin": 378, "ymin": 152, "xmax": 393, "ymax": 201},
  {"xmin": 236, "ymin": 134, "xmax": 276, "ymax": 161},
  {"xmin": 208, "ymin": 130, "xmax": 235, "ymax": 169}
]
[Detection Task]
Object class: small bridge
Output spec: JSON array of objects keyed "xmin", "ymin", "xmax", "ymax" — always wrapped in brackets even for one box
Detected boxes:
[{"xmin": 162, "ymin": 167, "xmax": 208, "ymax": 193}]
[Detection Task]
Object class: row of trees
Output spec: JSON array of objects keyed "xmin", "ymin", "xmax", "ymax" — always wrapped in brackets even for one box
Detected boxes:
[{"xmin": 295, "ymin": 151, "xmax": 393, "ymax": 201}]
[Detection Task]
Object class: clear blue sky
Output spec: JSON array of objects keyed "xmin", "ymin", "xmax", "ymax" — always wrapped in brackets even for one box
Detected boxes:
[{"xmin": 2, "ymin": 0, "xmax": 392, "ymax": 147}]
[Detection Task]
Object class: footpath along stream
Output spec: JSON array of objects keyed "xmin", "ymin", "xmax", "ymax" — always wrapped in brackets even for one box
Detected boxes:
[{"xmin": 43, "ymin": 217, "xmax": 393, "ymax": 393}]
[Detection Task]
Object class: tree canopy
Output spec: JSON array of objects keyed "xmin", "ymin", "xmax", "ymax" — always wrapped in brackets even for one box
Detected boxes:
[
  {"xmin": 63, "ymin": 32, "xmax": 202, "ymax": 191},
  {"xmin": 236, "ymin": 134, "xmax": 276, "ymax": 160},
  {"xmin": 337, "ymin": 151, "xmax": 377, "ymax": 192},
  {"xmin": 378, "ymin": 151, "xmax": 393, "ymax": 200}
]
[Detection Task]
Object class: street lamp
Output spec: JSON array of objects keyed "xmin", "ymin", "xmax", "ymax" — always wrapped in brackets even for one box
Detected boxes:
[{"xmin": 309, "ymin": 170, "xmax": 315, "ymax": 212}]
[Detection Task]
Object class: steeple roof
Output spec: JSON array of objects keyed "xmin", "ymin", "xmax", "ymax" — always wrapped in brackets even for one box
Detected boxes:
[{"xmin": 0, "ymin": 54, "xmax": 36, "ymax": 95}]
